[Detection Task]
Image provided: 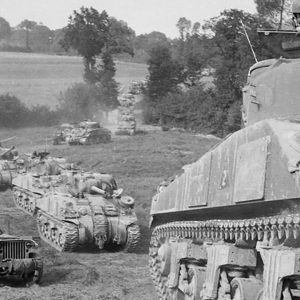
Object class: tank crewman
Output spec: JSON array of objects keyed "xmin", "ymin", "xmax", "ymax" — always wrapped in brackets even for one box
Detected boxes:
[{"xmin": 68, "ymin": 173, "xmax": 120, "ymax": 198}]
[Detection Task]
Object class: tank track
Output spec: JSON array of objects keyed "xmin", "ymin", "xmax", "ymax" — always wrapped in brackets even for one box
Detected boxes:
[
  {"xmin": 37, "ymin": 211, "xmax": 79, "ymax": 252},
  {"xmin": 153, "ymin": 213, "xmax": 300, "ymax": 244},
  {"xmin": 12, "ymin": 187, "xmax": 38, "ymax": 216},
  {"xmin": 123, "ymin": 224, "xmax": 141, "ymax": 252},
  {"xmin": 149, "ymin": 213, "xmax": 300, "ymax": 300},
  {"xmin": 149, "ymin": 230, "xmax": 171, "ymax": 300}
]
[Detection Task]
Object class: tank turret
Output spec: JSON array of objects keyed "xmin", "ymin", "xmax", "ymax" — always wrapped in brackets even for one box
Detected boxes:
[
  {"xmin": 242, "ymin": 58, "xmax": 300, "ymax": 126},
  {"xmin": 149, "ymin": 3, "xmax": 300, "ymax": 299}
]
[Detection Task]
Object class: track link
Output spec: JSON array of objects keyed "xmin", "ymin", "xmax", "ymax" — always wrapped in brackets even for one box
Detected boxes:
[{"xmin": 154, "ymin": 213, "xmax": 300, "ymax": 244}]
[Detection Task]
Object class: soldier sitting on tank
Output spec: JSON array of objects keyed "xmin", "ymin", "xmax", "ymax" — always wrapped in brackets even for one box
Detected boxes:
[{"xmin": 68, "ymin": 173, "xmax": 120, "ymax": 199}]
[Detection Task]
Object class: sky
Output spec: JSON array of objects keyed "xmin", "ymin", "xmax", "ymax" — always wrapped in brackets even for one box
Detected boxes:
[{"xmin": 0, "ymin": 0, "xmax": 257, "ymax": 38}]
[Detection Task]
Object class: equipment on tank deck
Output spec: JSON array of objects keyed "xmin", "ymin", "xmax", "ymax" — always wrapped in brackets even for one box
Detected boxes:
[
  {"xmin": 0, "ymin": 154, "xmax": 140, "ymax": 253},
  {"xmin": 149, "ymin": 5, "xmax": 300, "ymax": 299},
  {"xmin": 53, "ymin": 121, "xmax": 111, "ymax": 145},
  {"xmin": 0, "ymin": 137, "xmax": 18, "ymax": 161},
  {"xmin": 0, "ymin": 229, "xmax": 43, "ymax": 284},
  {"xmin": 117, "ymin": 94, "xmax": 136, "ymax": 135}
]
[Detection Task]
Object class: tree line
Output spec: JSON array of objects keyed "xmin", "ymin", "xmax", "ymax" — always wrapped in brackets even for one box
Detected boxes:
[
  {"xmin": 0, "ymin": 0, "xmax": 295, "ymax": 134},
  {"xmin": 143, "ymin": 0, "xmax": 296, "ymax": 136}
]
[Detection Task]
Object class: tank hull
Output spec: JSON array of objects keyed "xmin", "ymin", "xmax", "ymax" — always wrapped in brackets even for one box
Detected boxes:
[
  {"xmin": 11, "ymin": 170, "xmax": 140, "ymax": 253},
  {"xmin": 149, "ymin": 119, "xmax": 300, "ymax": 299}
]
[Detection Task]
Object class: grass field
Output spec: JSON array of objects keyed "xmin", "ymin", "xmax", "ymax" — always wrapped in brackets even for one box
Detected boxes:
[
  {"xmin": 0, "ymin": 127, "xmax": 219, "ymax": 299},
  {"xmin": 0, "ymin": 51, "xmax": 219, "ymax": 299},
  {"xmin": 0, "ymin": 52, "xmax": 148, "ymax": 108}
]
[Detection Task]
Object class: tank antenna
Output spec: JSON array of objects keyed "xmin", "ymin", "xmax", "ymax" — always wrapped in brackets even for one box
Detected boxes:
[{"xmin": 240, "ymin": 20, "xmax": 258, "ymax": 63}]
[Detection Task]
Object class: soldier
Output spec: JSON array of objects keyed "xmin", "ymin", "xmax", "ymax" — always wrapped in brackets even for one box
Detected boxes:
[{"xmin": 69, "ymin": 173, "xmax": 121, "ymax": 198}]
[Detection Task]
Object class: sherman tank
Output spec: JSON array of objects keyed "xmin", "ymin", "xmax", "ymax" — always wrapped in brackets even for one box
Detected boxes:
[
  {"xmin": 54, "ymin": 120, "xmax": 111, "ymax": 145},
  {"xmin": 149, "ymin": 4, "xmax": 300, "ymax": 300},
  {"xmin": 52, "ymin": 123, "xmax": 74, "ymax": 145},
  {"xmin": 0, "ymin": 152, "xmax": 140, "ymax": 252},
  {"xmin": 0, "ymin": 229, "xmax": 43, "ymax": 284}
]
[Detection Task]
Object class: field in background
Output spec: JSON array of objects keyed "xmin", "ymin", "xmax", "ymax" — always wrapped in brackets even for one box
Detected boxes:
[
  {"xmin": 0, "ymin": 127, "xmax": 219, "ymax": 299},
  {"xmin": 0, "ymin": 52, "xmax": 148, "ymax": 108}
]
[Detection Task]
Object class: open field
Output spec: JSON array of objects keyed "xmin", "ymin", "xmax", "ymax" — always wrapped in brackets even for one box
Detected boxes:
[
  {"xmin": 0, "ymin": 52, "xmax": 148, "ymax": 108},
  {"xmin": 0, "ymin": 127, "xmax": 219, "ymax": 299}
]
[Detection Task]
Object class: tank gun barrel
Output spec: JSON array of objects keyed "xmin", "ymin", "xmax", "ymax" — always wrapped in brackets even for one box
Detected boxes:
[
  {"xmin": 0, "ymin": 146, "xmax": 15, "ymax": 159},
  {"xmin": 90, "ymin": 185, "xmax": 106, "ymax": 195}
]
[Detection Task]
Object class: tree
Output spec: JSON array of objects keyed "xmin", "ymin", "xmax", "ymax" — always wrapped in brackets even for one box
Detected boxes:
[
  {"xmin": 145, "ymin": 44, "xmax": 184, "ymax": 123},
  {"xmin": 18, "ymin": 19, "xmax": 37, "ymax": 49},
  {"xmin": 61, "ymin": 7, "xmax": 134, "ymax": 83},
  {"xmin": 30, "ymin": 24, "xmax": 53, "ymax": 52},
  {"xmin": 204, "ymin": 9, "xmax": 272, "ymax": 135},
  {"xmin": 61, "ymin": 7, "xmax": 110, "ymax": 77},
  {"xmin": 255, "ymin": 0, "xmax": 293, "ymax": 29},
  {"xmin": 173, "ymin": 18, "xmax": 216, "ymax": 87},
  {"xmin": 176, "ymin": 17, "xmax": 192, "ymax": 41},
  {"xmin": 0, "ymin": 17, "xmax": 11, "ymax": 40}
]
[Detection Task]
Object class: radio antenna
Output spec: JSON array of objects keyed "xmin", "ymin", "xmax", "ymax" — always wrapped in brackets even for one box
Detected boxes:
[{"xmin": 240, "ymin": 20, "xmax": 258, "ymax": 63}]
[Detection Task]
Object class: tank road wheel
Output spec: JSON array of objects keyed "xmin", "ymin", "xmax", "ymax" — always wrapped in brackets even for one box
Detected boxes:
[
  {"xmin": 230, "ymin": 278, "xmax": 263, "ymax": 300},
  {"xmin": 123, "ymin": 224, "xmax": 141, "ymax": 253},
  {"xmin": 58, "ymin": 232, "xmax": 66, "ymax": 249},
  {"xmin": 174, "ymin": 264, "xmax": 203, "ymax": 300}
]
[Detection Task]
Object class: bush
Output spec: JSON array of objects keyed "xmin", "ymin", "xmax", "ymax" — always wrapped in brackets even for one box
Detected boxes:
[
  {"xmin": 28, "ymin": 104, "xmax": 61, "ymax": 126},
  {"xmin": 0, "ymin": 94, "xmax": 29, "ymax": 127},
  {"xmin": 0, "ymin": 44, "xmax": 32, "ymax": 53},
  {"xmin": 58, "ymin": 82, "xmax": 118, "ymax": 122},
  {"xmin": 0, "ymin": 93, "xmax": 60, "ymax": 128},
  {"xmin": 156, "ymin": 85, "xmax": 224, "ymax": 135}
]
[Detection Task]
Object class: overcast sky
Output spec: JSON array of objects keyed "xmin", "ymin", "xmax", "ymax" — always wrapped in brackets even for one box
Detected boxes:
[{"xmin": 1, "ymin": 0, "xmax": 257, "ymax": 38}]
